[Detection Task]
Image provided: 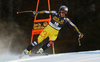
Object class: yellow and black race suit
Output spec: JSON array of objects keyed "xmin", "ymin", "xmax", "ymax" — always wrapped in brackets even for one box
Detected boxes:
[{"xmin": 36, "ymin": 10, "xmax": 80, "ymax": 43}]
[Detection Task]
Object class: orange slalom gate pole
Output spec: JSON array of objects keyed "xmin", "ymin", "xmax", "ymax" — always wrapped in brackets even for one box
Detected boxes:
[
  {"xmin": 52, "ymin": 42, "xmax": 55, "ymax": 54},
  {"xmin": 48, "ymin": 0, "xmax": 55, "ymax": 54},
  {"xmin": 34, "ymin": 0, "xmax": 39, "ymax": 20},
  {"xmin": 29, "ymin": 0, "xmax": 40, "ymax": 54},
  {"xmin": 48, "ymin": 0, "xmax": 51, "ymax": 19}
]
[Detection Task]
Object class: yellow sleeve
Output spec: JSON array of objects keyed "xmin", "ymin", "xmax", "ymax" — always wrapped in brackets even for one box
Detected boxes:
[
  {"xmin": 67, "ymin": 19, "xmax": 80, "ymax": 34},
  {"xmin": 38, "ymin": 10, "xmax": 45, "ymax": 14},
  {"xmin": 38, "ymin": 10, "xmax": 51, "ymax": 14},
  {"xmin": 38, "ymin": 10, "xmax": 57, "ymax": 14}
]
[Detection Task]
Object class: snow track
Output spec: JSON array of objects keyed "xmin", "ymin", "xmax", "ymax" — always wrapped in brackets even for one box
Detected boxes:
[{"xmin": 1, "ymin": 50, "xmax": 100, "ymax": 62}]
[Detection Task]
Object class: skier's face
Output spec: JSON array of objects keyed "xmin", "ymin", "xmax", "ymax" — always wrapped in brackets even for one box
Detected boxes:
[
  {"xmin": 60, "ymin": 12, "xmax": 66, "ymax": 17},
  {"xmin": 60, "ymin": 10, "xmax": 67, "ymax": 17}
]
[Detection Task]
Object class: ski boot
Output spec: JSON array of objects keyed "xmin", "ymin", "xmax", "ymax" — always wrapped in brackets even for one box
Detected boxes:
[
  {"xmin": 36, "ymin": 48, "xmax": 44, "ymax": 54},
  {"xmin": 19, "ymin": 49, "xmax": 29, "ymax": 59}
]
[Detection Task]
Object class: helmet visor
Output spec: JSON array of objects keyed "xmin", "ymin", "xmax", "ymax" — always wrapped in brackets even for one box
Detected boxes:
[{"xmin": 61, "ymin": 10, "xmax": 67, "ymax": 14}]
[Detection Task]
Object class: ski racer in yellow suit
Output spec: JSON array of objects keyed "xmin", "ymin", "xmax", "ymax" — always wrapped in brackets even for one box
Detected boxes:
[{"xmin": 22, "ymin": 5, "xmax": 83, "ymax": 54}]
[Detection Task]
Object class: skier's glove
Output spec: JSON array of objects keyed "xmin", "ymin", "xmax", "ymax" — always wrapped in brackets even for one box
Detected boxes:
[
  {"xmin": 78, "ymin": 32, "xmax": 83, "ymax": 38},
  {"xmin": 33, "ymin": 11, "xmax": 38, "ymax": 16}
]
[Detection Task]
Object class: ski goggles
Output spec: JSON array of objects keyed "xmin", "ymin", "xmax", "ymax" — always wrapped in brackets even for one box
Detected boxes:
[{"xmin": 61, "ymin": 10, "xmax": 67, "ymax": 14}]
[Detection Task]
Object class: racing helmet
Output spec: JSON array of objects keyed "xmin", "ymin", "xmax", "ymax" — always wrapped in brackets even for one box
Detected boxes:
[{"xmin": 59, "ymin": 5, "xmax": 68, "ymax": 14}]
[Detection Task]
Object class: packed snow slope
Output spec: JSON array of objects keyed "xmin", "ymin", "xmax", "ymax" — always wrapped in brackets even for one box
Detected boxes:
[{"xmin": 1, "ymin": 50, "xmax": 100, "ymax": 62}]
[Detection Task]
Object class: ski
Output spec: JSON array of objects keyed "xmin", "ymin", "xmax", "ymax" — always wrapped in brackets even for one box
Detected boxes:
[
  {"xmin": 19, "ymin": 53, "xmax": 25, "ymax": 59},
  {"xmin": 19, "ymin": 52, "xmax": 30, "ymax": 59},
  {"xmin": 19, "ymin": 53, "xmax": 49, "ymax": 59},
  {"xmin": 29, "ymin": 53, "xmax": 49, "ymax": 57}
]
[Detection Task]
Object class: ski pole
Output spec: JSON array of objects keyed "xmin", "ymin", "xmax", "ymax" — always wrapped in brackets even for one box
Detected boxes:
[
  {"xmin": 78, "ymin": 37, "xmax": 81, "ymax": 46},
  {"xmin": 17, "ymin": 10, "xmax": 33, "ymax": 14}
]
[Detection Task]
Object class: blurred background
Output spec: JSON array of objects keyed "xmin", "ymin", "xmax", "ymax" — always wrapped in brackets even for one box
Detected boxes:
[{"xmin": 0, "ymin": 0, "xmax": 99, "ymax": 54}]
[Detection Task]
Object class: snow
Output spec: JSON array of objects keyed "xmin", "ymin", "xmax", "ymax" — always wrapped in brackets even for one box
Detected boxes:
[{"xmin": 0, "ymin": 50, "xmax": 100, "ymax": 62}]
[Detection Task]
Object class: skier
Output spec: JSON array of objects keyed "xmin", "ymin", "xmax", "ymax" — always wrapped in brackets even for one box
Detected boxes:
[{"xmin": 22, "ymin": 5, "xmax": 83, "ymax": 55}]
